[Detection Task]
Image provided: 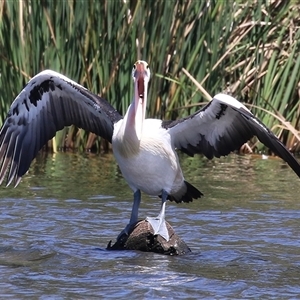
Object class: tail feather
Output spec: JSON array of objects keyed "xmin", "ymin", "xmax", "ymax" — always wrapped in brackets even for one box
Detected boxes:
[{"xmin": 167, "ymin": 181, "xmax": 203, "ymax": 203}]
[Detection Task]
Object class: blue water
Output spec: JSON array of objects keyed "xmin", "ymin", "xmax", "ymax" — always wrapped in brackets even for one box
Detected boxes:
[{"xmin": 0, "ymin": 152, "xmax": 300, "ymax": 299}]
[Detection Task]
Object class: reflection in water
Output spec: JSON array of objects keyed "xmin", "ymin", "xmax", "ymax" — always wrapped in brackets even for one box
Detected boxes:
[{"xmin": 0, "ymin": 152, "xmax": 300, "ymax": 298}]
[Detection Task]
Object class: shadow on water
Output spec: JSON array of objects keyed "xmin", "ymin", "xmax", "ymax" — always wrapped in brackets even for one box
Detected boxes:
[{"xmin": 0, "ymin": 152, "xmax": 300, "ymax": 298}]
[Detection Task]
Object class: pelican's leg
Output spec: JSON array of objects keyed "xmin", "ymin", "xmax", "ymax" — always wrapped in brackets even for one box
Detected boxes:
[
  {"xmin": 117, "ymin": 190, "xmax": 141, "ymax": 239},
  {"xmin": 146, "ymin": 190, "xmax": 169, "ymax": 241}
]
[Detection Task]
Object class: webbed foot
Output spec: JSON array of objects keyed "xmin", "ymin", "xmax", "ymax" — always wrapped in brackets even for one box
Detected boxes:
[
  {"xmin": 117, "ymin": 223, "xmax": 134, "ymax": 240},
  {"xmin": 146, "ymin": 216, "xmax": 170, "ymax": 241}
]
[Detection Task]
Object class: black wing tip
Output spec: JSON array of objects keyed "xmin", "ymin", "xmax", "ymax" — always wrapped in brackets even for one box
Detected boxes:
[
  {"xmin": 167, "ymin": 181, "xmax": 203, "ymax": 203},
  {"xmin": 272, "ymin": 143, "xmax": 300, "ymax": 178}
]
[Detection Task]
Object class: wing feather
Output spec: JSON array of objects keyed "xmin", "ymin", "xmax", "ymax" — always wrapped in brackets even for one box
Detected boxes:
[
  {"xmin": 164, "ymin": 93, "xmax": 300, "ymax": 177},
  {"xmin": 0, "ymin": 70, "xmax": 122, "ymax": 186}
]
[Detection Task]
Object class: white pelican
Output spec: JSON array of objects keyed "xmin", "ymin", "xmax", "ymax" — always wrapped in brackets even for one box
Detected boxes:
[{"xmin": 1, "ymin": 60, "xmax": 300, "ymax": 242}]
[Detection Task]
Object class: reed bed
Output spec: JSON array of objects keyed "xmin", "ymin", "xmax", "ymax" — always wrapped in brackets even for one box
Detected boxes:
[{"xmin": 0, "ymin": 0, "xmax": 299, "ymax": 153}]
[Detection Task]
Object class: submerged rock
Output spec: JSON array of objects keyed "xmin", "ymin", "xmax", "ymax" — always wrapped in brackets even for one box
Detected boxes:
[{"xmin": 107, "ymin": 220, "xmax": 191, "ymax": 256}]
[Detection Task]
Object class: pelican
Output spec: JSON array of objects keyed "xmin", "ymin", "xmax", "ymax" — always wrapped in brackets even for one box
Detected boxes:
[{"xmin": 1, "ymin": 60, "xmax": 300, "ymax": 242}]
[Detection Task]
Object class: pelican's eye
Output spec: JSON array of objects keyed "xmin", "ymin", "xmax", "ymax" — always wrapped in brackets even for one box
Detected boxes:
[{"xmin": 132, "ymin": 64, "xmax": 137, "ymax": 79}]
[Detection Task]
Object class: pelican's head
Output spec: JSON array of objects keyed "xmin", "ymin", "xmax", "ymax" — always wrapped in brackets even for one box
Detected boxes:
[{"xmin": 132, "ymin": 60, "xmax": 150, "ymax": 140}]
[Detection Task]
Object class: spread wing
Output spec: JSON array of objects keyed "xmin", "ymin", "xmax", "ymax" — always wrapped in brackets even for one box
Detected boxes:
[
  {"xmin": 163, "ymin": 93, "xmax": 300, "ymax": 177},
  {"xmin": 0, "ymin": 70, "xmax": 122, "ymax": 186}
]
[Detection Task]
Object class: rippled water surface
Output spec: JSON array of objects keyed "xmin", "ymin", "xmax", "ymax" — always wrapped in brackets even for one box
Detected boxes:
[{"xmin": 0, "ymin": 152, "xmax": 300, "ymax": 299}]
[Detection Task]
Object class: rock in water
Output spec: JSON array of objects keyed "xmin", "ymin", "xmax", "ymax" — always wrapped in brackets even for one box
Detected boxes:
[{"xmin": 107, "ymin": 220, "xmax": 191, "ymax": 255}]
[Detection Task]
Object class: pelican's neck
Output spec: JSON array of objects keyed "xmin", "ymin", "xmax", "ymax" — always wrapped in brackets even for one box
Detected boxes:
[
  {"xmin": 112, "ymin": 103, "xmax": 142, "ymax": 159},
  {"xmin": 124, "ymin": 95, "xmax": 145, "ymax": 142}
]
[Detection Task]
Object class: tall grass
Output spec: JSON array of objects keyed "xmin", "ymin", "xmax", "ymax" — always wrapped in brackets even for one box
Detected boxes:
[{"xmin": 0, "ymin": 0, "xmax": 299, "ymax": 152}]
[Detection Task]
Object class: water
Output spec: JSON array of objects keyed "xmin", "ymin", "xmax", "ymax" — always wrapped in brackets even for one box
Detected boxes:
[{"xmin": 0, "ymin": 152, "xmax": 300, "ymax": 299}]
